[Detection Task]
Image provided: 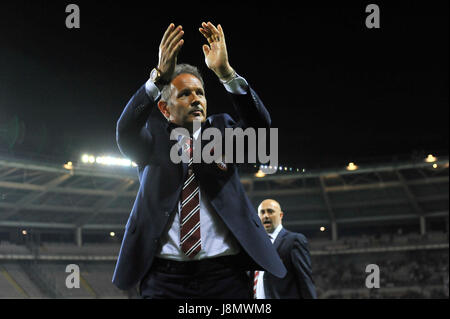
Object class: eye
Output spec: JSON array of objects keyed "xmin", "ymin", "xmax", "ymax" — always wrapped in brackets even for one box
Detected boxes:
[
  {"xmin": 196, "ymin": 89, "xmax": 204, "ymax": 96},
  {"xmin": 178, "ymin": 91, "xmax": 189, "ymax": 98}
]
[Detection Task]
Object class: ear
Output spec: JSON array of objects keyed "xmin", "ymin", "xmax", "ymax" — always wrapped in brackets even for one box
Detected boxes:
[
  {"xmin": 157, "ymin": 100, "xmax": 170, "ymax": 120},
  {"xmin": 280, "ymin": 211, "xmax": 284, "ymax": 220}
]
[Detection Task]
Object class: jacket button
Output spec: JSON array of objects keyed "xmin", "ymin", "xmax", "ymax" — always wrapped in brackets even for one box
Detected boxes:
[{"xmin": 165, "ymin": 211, "xmax": 170, "ymax": 217}]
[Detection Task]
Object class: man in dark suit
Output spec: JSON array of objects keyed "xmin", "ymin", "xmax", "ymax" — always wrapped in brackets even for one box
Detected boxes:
[
  {"xmin": 112, "ymin": 22, "xmax": 286, "ymax": 298},
  {"xmin": 255, "ymin": 199, "xmax": 317, "ymax": 299}
]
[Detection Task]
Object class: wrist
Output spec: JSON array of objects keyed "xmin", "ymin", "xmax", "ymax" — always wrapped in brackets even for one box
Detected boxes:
[
  {"xmin": 217, "ymin": 66, "xmax": 236, "ymax": 83},
  {"xmin": 150, "ymin": 67, "xmax": 170, "ymax": 89},
  {"xmin": 154, "ymin": 81, "xmax": 166, "ymax": 92}
]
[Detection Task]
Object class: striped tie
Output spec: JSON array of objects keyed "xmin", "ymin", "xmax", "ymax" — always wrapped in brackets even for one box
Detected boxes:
[
  {"xmin": 253, "ymin": 271, "xmax": 259, "ymax": 299},
  {"xmin": 180, "ymin": 137, "xmax": 201, "ymax": 258}
]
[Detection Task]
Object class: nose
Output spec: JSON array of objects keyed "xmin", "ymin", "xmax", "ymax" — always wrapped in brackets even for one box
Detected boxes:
[{"xmin": 192, "ymin": 92, "xmax": 202, "ymax": 104}]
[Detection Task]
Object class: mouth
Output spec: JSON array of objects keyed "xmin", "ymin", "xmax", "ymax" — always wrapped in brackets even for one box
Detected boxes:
[
  {"xmin": 189, "ymin": 109, "xmax": 204, "ymax": 117},
  {"xmin": 263, "ymin": 220, "xmax": 272, "ymax": 227}
]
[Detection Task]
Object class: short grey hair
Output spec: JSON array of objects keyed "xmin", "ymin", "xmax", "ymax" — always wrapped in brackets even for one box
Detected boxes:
[{"xmin": 160, "ymin": 64, "xmax": 205, "ymax": 102}]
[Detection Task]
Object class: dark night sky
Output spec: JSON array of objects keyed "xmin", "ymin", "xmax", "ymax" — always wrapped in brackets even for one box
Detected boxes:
[{"xmin": 0, "ymin": 1, "xmax": 448, "ymax": 169}]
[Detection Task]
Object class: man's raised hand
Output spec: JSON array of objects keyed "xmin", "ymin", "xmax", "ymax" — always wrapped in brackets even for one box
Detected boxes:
[
  {"xmin": 158, "ymin": 23, "xmax": 184, "ymax": 82},
  {"xmin": 199, "ymin": 22, "xmax": 234, "ymax": 81}
]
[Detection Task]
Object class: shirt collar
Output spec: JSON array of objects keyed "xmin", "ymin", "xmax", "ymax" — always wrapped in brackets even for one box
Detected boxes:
[
  {"xmin": 193, "ymin": 127, "xmax": 201, "ymax": 140},
  {"xmin": 167, "ymin": 122, "xmax": 203, "ymax": 141},
  {"xmin": 268, "ymin": 224, "xmax": 283, "ymax": 242}
]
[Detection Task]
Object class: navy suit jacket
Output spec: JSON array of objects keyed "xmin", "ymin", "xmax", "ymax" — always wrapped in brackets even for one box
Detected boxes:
[
  {"xmin": 262, "ymin": 228, "xmax": 317, "ymax": 299},
  {"xmin": 112, "ymin": 80, "xmax": 286, "ymax": 290}
]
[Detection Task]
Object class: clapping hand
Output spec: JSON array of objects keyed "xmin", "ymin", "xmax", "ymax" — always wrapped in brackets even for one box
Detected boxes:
[
  {"xmin": 199, "ymin": 22, "xmax": 235, "ymax": 81},
  {"xmin": 157, "ymin": 23, "xmax": 185, "ymax": 82}
]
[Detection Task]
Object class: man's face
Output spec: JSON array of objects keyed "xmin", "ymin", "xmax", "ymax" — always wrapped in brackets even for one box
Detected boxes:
[
  {"xmin": 164, "ymin": 73, "xmax": 207, "ymax": 130},
  {"xmin": 258, "ymin": 200, "xmax": 284, "ymax": 234}
]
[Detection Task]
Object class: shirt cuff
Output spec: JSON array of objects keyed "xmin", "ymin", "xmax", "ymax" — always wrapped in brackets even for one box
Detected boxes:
[
  {"xmin": 145, "ymin": 79, "xmax": 161, "ymax": 101},
  {"xmin": 223, "ymin": 74, "xmax": 249, "ymax": 95}
]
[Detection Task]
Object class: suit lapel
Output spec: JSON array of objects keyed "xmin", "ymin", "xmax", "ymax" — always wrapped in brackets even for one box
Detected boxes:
[
  {"xmin": 164, "ymin": 121, "xmax": 188, "ymax": 179},
  {"xmin": 272, "ymin": 228, "xmax": 288, "ymax": 252}
]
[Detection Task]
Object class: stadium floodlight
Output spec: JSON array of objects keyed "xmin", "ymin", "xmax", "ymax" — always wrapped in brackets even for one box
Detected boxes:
[
  {"xmin": 255, "ymin": 169, "xmax": 266, "ymax": 178},
  {"xmin": 110, "ymin": 232, "xmax": 116, "ymax": 237},
  {"xmin": 22, "ymin": 230, "xmax": 27, "ymax": 235},
  {"xmin": 425, "ymin": 154, "xmax": 437, "ymax": 163},
  {"xmin": 320, "ymin": 227, "xmax": 326, "ymax": 232},
  {"xmin": 63, "ymin": 161, "xmax": 73, "ymax": 170},
  {"xmin": 81, "ymin": 154, "xmax": 137, "ymax": 168}
]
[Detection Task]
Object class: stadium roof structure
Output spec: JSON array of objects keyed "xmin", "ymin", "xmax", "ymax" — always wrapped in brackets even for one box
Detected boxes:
[{"xmin": 0, "ymin": 155, "xmax": 448, "ymax": 240}]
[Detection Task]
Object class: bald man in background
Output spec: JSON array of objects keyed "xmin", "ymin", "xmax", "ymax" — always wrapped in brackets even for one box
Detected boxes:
[{"xmin": 255, "ymin": 199, "xmax": 317, "ymax": 299}]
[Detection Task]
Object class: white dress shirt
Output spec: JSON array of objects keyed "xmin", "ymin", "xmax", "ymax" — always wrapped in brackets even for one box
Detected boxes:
[
  {"xmin": 144, "ymin": 73, "xmax": 250, "ymax": 261},
  {"xmin": 255, "ymin": 224, "xmax": 283, "ymax": 299},
  {"xmin": 145, "ymin": 72, "xmax": 249, "ymax": 100}
]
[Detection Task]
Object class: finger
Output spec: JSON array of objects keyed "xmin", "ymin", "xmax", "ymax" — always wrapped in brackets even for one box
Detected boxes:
[
  {"xmin": 200, "ymin": 23, "xmax": 213, "ymax": 38},
  {"xmin": 204, "ymin": 22, "xmax": 221, "ymax": 43},
  {"xmin": 161, "ymin": 23, "xmax": 175, "ymax": 46},
  {"xmin": 207, "ymin": 22, "xmax": 220, "ymax": 36},
  {"xmin": 168, "ymin": 28, "xmax": 184, "ymax": 52},
  {"xmin": 199, "ymin": 28, "xmax": 215, "ymax": 45},
  {"xmin": 202, "ymin": 44, "xmax": 210, "ymax": 57},
  {"xmin": 201, "ymin": 22, "xmax": 210, "ymax": 32},
  {"xmin": 165, "ymin": 25, "xmax": 183, "ymax": 47},
  {"xmin": 168, "ymin": 40, "xmax": 184, "ymax": 62},
  {"xmin": 171, "ymin": 39, "xmax": 185, "ymax": 58},
  {"xmin": 199, "ymin": 27, "xmax": 210, "ymax": 39},
  {"xmin": 201, "ymin": 22, "xmax": 215, "ymax": 37},
  {"xmin": 164, "ymin": 25, "xmax": 183, "ymax": 49},
  {"xmin": 217, "ymin": 24, "xmax": 225, "ymax": 41}
]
